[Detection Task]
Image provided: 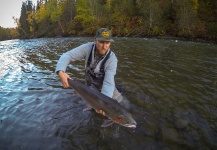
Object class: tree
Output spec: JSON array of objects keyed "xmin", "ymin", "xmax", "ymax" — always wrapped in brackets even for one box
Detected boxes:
[
  {"xmin": 61, "ymin": 0, "xmax": 76, "ymax": 22},
  {"xmin": 19, "ymin": 1, "xmax": 29, "ymax": 36},
  {"xmin": 46, "ymin": 0, "xmax": 65, "ymax": 33},
  {"xmin": 136, "ymin": 0, "xmax": 163, "ymax": 35},
  {"xmin": 14, "ymin": 0, "xmax": 216, "ymax": 42},
  {"xmin": 74, "ymin": 0, "xmax": 97, "ymax": 34},
  {"xmin": 198, "ymin": 0, "xmax": 217, "ymax": 39},
  {"xmin": 176, "ymin": 0, "xmax": 199, "ymax": 37}
]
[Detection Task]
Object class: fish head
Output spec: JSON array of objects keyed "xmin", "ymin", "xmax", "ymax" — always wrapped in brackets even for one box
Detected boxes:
[
  {"xmin": 122, "ymin": 119, "xmax": 137, "ymax": 128},
  {"xmin": 112, "ymin": 115, "xmax": 137, "ymax": 128}
]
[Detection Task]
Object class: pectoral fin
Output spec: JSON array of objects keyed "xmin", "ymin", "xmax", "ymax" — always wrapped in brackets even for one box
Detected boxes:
[
  {"xmin": 83, "ymin": 105, "xmax": 93, "ymax": 112},
  {"xmin": 101, "ymin": 120, "xmax": 114, "ymax": 127}
]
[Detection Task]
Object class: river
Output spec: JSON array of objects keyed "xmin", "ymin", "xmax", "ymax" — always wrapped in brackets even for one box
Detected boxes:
[{"xmin": 0, "ymin": 37, "xmax": 217, "ymax": 150}]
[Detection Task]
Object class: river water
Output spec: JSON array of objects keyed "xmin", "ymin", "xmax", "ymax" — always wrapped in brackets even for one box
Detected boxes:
[{"xmin": 0, "ymin": 37, "xmax": 216, "ymax": 150}]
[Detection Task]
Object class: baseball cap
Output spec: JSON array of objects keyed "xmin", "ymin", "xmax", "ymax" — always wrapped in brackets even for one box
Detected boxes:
[{"xmin": 95, "ymin": 28, "xmax": 114, "ymax": 42}]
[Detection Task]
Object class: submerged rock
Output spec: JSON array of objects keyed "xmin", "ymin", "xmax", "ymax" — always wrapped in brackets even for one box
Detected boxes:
[{"xmin": 174, "ymin": 119, "xmax": 189, "ymax": 129}]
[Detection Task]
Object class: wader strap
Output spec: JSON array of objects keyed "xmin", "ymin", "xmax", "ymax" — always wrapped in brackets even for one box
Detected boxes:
[
  {"xmin": 99, "ymin": 50, "xmax": 111, "ymax": 73},
  {"xmin": 87, "ymin": 44, "xmax": 95, "ymax": 67}
]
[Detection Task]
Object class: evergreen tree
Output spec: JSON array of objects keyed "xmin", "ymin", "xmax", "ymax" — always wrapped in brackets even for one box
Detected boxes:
[
  {"xmin": 12, "ymin": 0, "xmax": 216, "ymax": 42},
  {"xmin": 19, "ymin": 2, "xmax": 28, "ymax": 36}
]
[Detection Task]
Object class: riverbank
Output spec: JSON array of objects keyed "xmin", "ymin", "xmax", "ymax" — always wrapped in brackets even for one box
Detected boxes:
[
  {"xmin": 153, "ymin": 35, "xmax": 217, "ymax": 44},
  {"xmin": 1, "ymin": 31, "xmax": 216, "ymax": 45}
]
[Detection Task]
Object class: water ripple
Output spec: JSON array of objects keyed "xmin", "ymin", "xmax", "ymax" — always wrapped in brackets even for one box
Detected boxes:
[{"xmin": 0, "ymin": 37, "xmax": 217, "ymax": 149}]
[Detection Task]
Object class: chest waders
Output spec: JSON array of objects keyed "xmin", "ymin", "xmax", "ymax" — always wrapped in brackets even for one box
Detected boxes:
[{"xmin": 85, "ymin": 44, "xmax": 111, "ymax": 90}]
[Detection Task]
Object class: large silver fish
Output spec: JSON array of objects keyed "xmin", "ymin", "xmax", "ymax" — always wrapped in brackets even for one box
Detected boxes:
[{"xmin": 68, "ymin": 79, "xmax": 137, "ymax": 128}]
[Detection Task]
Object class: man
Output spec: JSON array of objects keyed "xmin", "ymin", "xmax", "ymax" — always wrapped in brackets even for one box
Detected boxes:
[{"xmin": 55, "ymin": 28, "xmax": 124, "ymax": 114}]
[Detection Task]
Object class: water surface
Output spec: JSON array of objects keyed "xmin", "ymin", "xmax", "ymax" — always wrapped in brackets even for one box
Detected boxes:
[{"xmin": 0, "ymin": 37, "xmax": 217, "ymax": 149}]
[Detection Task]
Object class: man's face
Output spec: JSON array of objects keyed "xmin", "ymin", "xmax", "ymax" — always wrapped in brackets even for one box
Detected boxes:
[{"xmin": 94, "ymin": 40, "xmax": 111, "ymax": 55}]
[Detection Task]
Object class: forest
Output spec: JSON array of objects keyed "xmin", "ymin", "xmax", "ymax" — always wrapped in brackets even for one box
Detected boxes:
[{"xmin": 0, "ymin": 0, "xmax": 217, "ymax": 43}]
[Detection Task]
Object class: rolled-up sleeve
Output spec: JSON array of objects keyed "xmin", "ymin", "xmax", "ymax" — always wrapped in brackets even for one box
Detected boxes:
[{"xmin": 55, "ymin": 43, "xmax": 92, "ymax": 73}]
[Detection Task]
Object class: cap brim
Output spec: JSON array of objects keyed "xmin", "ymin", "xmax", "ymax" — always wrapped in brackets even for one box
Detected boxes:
[{"xmin": 96, "ymin": 38, "xmax": 114, "ymax": 42}]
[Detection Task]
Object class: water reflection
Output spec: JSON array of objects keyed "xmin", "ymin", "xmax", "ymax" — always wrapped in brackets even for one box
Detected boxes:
[{"xmin": 0, "ymin": 37, "xmax": 217, "ymax": 149}]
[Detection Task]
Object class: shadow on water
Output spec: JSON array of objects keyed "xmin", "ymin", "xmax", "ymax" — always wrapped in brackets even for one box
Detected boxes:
[{"xmin": 0, "ymin": 37, "xmax": 217, "ymax": 149}]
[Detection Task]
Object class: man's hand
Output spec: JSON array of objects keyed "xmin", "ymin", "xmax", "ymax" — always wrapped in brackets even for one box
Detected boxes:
[
  {"xmin": 95, "ymin": 109, "xmax": 106, "ymax": 116},
  {"xmin": 58, "ymin": 71, "xmax": 71, "ymax": 88}
]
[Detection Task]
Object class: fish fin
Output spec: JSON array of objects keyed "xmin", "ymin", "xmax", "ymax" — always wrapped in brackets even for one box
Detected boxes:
[
  {"xmin": 101, "ymin": 120, "xmax": 114, "ymax": 127},
  {"xmin": 83, "ymin": 105, "xmax": 93, "ymax": 112}
]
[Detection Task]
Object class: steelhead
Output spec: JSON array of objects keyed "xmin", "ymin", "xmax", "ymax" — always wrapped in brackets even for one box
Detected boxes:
[{"xmin": 68, "ymin": 79, "xmax": 137, "ymax": 128}]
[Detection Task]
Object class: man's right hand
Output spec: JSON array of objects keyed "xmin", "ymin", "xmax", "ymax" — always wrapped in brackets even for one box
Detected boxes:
[{"xmin": 58, "ymin": 71, "xmax": 71, "ymax": 88}]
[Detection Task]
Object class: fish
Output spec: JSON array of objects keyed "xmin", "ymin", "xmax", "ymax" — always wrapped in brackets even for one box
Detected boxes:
[{"xmin": 67, "ymin": 79, "xmax": 137, "ymax": 128}]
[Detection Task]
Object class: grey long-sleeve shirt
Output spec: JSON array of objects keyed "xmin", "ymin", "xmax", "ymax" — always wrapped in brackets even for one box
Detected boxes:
[{"xmin": 55, "ymin": 42, "xmax": 118, "ymax": 98}]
